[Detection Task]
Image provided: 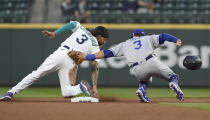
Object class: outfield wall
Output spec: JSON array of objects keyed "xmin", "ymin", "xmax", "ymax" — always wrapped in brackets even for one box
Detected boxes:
[{"xmin": 0, "ymin": 24, "xmax": 209, "ymax": 87}]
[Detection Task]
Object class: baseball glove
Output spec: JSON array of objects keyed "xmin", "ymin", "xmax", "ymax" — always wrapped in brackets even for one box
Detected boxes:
[
  {"xmin": 183, "ymin": 55, "xmax": 202, "ymax": 70},
  {"xmin": 68, "ymin": 50, "xmax": 84, "ymax": 65}
]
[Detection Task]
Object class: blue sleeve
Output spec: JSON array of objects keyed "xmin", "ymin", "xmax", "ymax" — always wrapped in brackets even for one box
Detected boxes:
[
  {"xmin": 159, "ymin": 33, "xmax": 178, "ymax": 44},
  {"xmin": 103, "ymin": 50, "xmax": 114, "ymax": 58}
]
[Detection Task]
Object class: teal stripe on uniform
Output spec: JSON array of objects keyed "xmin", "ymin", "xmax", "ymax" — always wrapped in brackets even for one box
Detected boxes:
[{"xmin": 55, "ymin": 21, "xmax": 77, "ymax": 35}]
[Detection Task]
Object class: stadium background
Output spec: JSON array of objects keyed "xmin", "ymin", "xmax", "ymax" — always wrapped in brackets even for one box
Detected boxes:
[{"xmin": 0, "ymin": 0, "xmax": 209, "ymax": 87}]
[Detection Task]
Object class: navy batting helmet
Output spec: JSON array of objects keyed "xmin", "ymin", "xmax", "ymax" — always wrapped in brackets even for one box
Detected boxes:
[{"xmin": 183, "ymin": 55, "xmax": 202, "ymax": 70}]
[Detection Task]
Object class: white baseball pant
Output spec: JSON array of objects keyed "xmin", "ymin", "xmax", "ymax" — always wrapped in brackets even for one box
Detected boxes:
[{"xmin": 9, "ymin": 46, "xmax": 82, "ymax": 97}]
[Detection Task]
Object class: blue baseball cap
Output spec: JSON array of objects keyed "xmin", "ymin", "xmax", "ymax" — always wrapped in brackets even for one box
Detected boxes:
[{"xmin": 132, "ymin": 29, "xmax": 145, "ymax": 36}]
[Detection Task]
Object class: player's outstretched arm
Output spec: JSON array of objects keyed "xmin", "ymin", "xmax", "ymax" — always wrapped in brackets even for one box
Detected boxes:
[
  {"xmin": 42, "ymin": 30, "xmax": 56, "ymax": 39},
  {"xmin": 159, "ymin": 33, "xmax": 182, "ymax": 47},
  {"xmin": 54, "ymin": 21, "xmax": 77, "ymax": 36},
  {"xmin": 42, "ymin": 21, "xmax": 78, "ymax": 39},
  {"xmin": 85, "ymin": 50, "xmax": 114, "ymax": 61},
  {"xmin": 68, "ymin": 50, "xmax": 114, "ymax": 64}
]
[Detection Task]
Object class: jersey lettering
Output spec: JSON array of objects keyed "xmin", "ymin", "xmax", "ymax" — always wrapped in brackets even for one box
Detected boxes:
[
  {"xmin": 80, "ymin": 26, "xmax": 98, "ymax": 46},
  {"xmin": 76, "ymin": 34, "xmax": 88, "ymax": 44},
  {"xmin": 133, "ymin": 40, "xmax": 142, "ymax": 49}
]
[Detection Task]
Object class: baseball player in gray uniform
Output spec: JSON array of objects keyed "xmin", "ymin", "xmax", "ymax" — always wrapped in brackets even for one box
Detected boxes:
[
  {"xmin": 71, "ymin": 29, "xmax": 184, "ymax": 103},
  {"xmin": 0, "ymin": 21, "xmax": 109, "ymax": 101}
]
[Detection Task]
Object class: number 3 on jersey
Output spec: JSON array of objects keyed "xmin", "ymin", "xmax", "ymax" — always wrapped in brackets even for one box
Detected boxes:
[
  {"xmin": 76, "ymin": 34, "xmax": 88, "ymax": 44},
  {"xmin": 133, "ymin": 40, "xmax": 142, "ymax": 49}
]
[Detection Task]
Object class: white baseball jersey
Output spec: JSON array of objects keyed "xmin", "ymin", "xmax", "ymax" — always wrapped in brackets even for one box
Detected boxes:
[
  {"xmin": 8, "ymin": 21, "xmax": 100, "ymax": 97},
  {"xmin": 109, "ymin": 35, "xmax": 160, "ymax": 66},
  {"xmin": 61, "ymin": 21, "xmax": 100, "ymax": 55}
]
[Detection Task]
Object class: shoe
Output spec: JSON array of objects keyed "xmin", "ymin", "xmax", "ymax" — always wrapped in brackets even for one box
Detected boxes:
[
  {"xmin": 79, "ymin": 80, "xmax": 94, "ymax": 97},
  {"xmin": 136, "ymin": 87, "xmax": 150, "ymax": 103},
  {"xmin": 169, "ymin": 81, "xmax": 184, "ymax": 101},
  {"xmin": 0, "ymin": 92, "xmax": 13, "ymax": 101}
]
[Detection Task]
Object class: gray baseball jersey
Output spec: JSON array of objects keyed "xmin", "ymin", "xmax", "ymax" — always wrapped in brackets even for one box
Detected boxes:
[
  {"xmin": 109, "ymin": 35, "xmax": 160, "ymax": 66},
  {"xmin": 109, "ymin": 35, "xmax": 174, "ymax": 81}
]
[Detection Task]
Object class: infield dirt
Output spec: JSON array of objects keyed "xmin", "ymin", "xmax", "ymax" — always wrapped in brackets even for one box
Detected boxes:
[{"xmin": 0, "ymin": 97, "xmax": 210, "ymax": 120}]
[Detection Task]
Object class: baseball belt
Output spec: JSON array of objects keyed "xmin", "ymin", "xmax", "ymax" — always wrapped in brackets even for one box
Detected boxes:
[{"xmin": 129, "ymin": 54, "xmax": 154, "ymax": 68}]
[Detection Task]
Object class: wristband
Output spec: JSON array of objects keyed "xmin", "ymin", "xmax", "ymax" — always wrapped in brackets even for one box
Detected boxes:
[{"xmin": 85, "ymin": 54, "xmax": 96, "ymax": 61}]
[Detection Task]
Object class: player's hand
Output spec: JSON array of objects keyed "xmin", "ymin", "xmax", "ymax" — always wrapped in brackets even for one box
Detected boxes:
[
  {"xmin": 93, "ymin": 91, "xmax": 99, "ymax": 98},
  {"xmin": 42, "ymin": 30, "xmax": 56, "ymax": 39},
  {"xmin": 176, "ymin": 39, "xmax": 182, "ymax": 47},
  {"xmin": 68, "ymin": 50, "xmax": 85, "ymax": 65}
]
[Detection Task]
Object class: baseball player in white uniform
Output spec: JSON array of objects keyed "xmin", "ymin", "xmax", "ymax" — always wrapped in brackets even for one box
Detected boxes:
[
  {"xmin": 0, "ymin": 21, "xmax": 109, "ymax": 101},
  {"xmin": 71, "ymin": 29, "xmax": 184, "ymax": 103}
]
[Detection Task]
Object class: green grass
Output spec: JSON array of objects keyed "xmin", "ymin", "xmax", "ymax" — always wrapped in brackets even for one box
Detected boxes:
[
  {"xmin": 0, "ymin": 87, "xmax": 62, "ymax": 98},
  {"xmin": 161, "ymin": 103, "xmax": 210, "ymax": 111},
  {"xmin": 1, "ymin": 87, "xmax": 210, "ymax": 98},
  {"xmin": 99, "ymin": 88, "xmax": 210, "ymax": 98},
  {"xmin": 1, "ymin": 87, "xmax": 210, "ymax": 110}
]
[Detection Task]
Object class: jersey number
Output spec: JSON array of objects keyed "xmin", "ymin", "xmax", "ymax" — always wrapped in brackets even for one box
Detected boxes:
[
  {"xmin": 76, "ymin": 34, "xmax": 88, "ymax": 44},
  {"xmin": 133, "ymin": 40, "xmax": 142, "ymax": 50}
]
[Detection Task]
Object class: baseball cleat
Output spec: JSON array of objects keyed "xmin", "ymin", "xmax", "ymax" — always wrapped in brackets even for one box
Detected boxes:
[
  {"xmin": 136, "ymin": 87, "xmax": 150, "ymax": 103},
  {"xmin": 79, "ymin": 80, "xmax": 94, "ymax": 97},
  {"xmin": 0, "ymin": 92, "xmax": 13, "ymax": 101},
  {"xmin": 169, "ymin": 82, "xmax": 184, "ymax": 101}
]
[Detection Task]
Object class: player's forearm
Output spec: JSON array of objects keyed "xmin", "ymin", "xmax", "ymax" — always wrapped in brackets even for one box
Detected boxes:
[
  {"xmin": 91, "ymin": 61, "xmax": 99, "ymax": 91},
  {"xmin": 159, "ymin": 33, "xmax": 178, "ymax": 44},
  {"xmin": 55, "ymin": 21, "xmax": 77, "ymax": 36},
  {"xmin": 85, "ymin": 50, "xmax": 114, "ymax": 61},
  {"xmin": 85, "ymin": 51, "xmax": 105, "ymax": 60},
  {"xmin": 69, "ymin": 65, "xmax": 78, "ymax": 86}
]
